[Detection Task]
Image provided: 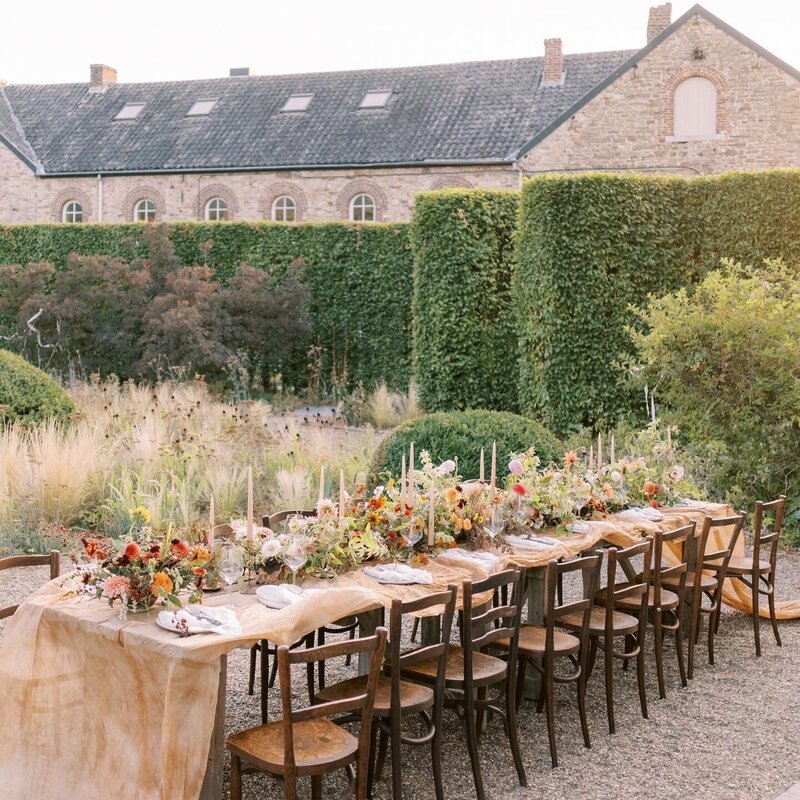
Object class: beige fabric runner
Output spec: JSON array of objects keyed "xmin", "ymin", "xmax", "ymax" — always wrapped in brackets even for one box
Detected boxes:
[{"xmin": 0, "ymin": 502, "xmax": 794, "ymax": 799}]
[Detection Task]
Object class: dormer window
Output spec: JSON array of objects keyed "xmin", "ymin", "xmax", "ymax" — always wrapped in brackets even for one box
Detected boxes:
[
  {"xmin": 359, "ymin": 90, "xmax": 392, "ymax": 109},
  {"xmin": 187, "ymin": 99, "xmax": 218, "ymax": 116},
  {"xmin": 114, "ymin": 102, "xmax": 145, "ymax": 121},
  {"xmin": 281, "ymin": 94, "xmax": 313, "ymax": 112}
]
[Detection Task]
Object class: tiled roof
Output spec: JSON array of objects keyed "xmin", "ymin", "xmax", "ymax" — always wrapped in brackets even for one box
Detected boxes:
[
  {"xmin": 0, "ymin": 90, "xmax": 40, "ymax": 170},
  {"xmin": 0, "ymin": 51, "xmax": 635, "ymax": 175}
]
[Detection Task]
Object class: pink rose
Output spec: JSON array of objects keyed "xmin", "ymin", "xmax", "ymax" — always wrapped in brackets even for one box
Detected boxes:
[{"xmin": 508, "ymin": 459, "xmax": 524, "ymax": 476}]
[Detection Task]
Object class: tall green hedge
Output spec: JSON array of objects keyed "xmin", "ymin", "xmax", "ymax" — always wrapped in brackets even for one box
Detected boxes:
[
  {"xmin": 410, "ymin": 189, "xmax": 519, "ymax": 412},
  {"xmin": 0, "ymin": 222, "xmax": 413, "ymax": 390}
]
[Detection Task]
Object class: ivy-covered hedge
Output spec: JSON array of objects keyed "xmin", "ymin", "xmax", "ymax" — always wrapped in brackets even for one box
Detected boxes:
[
  {"xmin": 0, "ymin": 350, "xmax": 75, "ymax": 425},
  {"xmin": 514, "ymin": 169, "xmax": 800, "ymax": 435},
  {"xmin": 0, "ymin": 222, "xmax": 413, "ymax": 390},
  {"xmin": 410, "ymin": 190, "xmax": 519, "ymax": 412}
]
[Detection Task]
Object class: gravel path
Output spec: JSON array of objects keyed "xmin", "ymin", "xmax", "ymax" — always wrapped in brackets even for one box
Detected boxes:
[{"xmin": 2, "ymin": 553, "xmax": 800, "ymax": 800}]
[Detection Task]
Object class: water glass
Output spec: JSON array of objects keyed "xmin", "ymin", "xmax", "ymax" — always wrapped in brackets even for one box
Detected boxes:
[
  {"xmin": 283, "ymin": 534, "xmax": 309, "ymax": 585},
  {"xmin": 219, "ymin": 543, "xmax": 244, "ymax": 595}
]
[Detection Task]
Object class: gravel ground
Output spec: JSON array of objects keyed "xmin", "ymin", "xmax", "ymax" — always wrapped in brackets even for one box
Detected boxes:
[{"xmin": 2, "ymin": 552, "xmax": 800, "ymax": 800}]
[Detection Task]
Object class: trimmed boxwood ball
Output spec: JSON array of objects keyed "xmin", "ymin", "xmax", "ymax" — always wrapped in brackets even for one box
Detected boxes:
[
  {"xmin": 0, "ymin": 350, "xmax": 75, "ymax": 425},
  {"xmin": 369, "ymin": 409, "xmax": 562, "ymax": 487}
]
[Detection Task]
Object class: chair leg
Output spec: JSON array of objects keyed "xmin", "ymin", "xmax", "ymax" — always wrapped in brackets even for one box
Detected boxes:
[
  {"xmin": 248, "ymin": 645, "xmax": 257, "ymax": 695},
  {"xmin": 410, "ymin": 617, "xmax": 419, "ymax": 642},
  {"xmin": 752, "ymin": 575, "xmax": 762, "ymax": 657},
  {"xmin": 345, "ymin": 624, "xmax": 356, "ymax": 666},
  {"xmin": 260, "ymin": 640, "xmax": 269, "ymax": 724},
  {"xmin": 586, "ymin": 636, "xmax": 598, "ymax": 681},
  {"xmin": 543, "ymin": 662, "xmax": 557, "ymax": 768},
  {"xmin": 230, "ymin": 754, "xmax": 242, "ymax": 800},
  {"xmin": 475, "ymin": 687, "xmax": 487, "ymax": 737},
  {"xmin": 514, "ymin": 657, "xmax": 527, "ymax": 713},
  {"xmin": 707, "ymin": 606, "xmax": 716, "ymax": 666},
  {"xmin": 577, "ymin": 664, "xmax": 591, "ymax": 749},
  {"xmin": 653, "ymin": 612, "xmax": 666, "ymax": 700},
  {"xmin": 367, "ymin": 721, "xmax": 378, "ymax": 800},
  {"xmin": 603, "ymin": 634, "xmax": 615, "ymax": 734},
  {"xmin": 506, "ymin": 669, "xmax": 528, "ymax": 788},
  {"xmin": 317, "ymin": 628, "xmax": 326, "ymax": 689},
  {"xmin": 687, "ymin": 590, "xmax": 700, "ymax": 680},
  {"xmin": 311, "ymin": 775, "xmax": 322, "ymax": 800},
  {"xmin": 375, "ymin": 728, "xmax": 388, "ymax": 781},
  {"xmin": 768, "ymin": 577, "xmax": 782, "ymax": 647},
  {"xmin": 674, "ymin": 619, "xmax": 687, "ymax": 689},
  {"xmin": 431, "ymin": 714, "xmax": 445, "ymax": 800},
  {"xmin": 463, "ymin": 688, "xmax": 486, "ymax": 799},
  {"xmin": 268, "ymin": 648, "xmax": 279, "ymax": 688},
  {"xmin": 391, "ymin": 708, "xmax": 403, "ymax": 800},
  {"xmin": 635, "ymin": 630, "xmax": 648, "ymax": 720}
]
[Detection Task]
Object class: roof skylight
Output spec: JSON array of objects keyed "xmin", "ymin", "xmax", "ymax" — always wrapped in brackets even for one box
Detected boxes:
[
  {"xmin": 187, "ymin": 99, "xmax": 219, "ymax": 116},
  {"xmin": 281, "ymin": 94, "xmax": 313, "ymax": 112},
  {"xmin": 114, "ymin": 102, "xmax": 145, "ymax": 121},
  {"xmin": 359, "ymin": 90, "xmax": 392, "ymax": 109}
]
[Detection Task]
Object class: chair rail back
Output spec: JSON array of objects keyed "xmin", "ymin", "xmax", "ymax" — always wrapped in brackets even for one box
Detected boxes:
[
  {"xmin": 0, "ymin": 550, "xmax": 60, "ymax": 620},
  {"xmin": 652, "ymin": 522, "xmax": 697, "ymax": 608},
  {"xmin": 754, "ymin": 496, "xmax": 787, "ymax": 570},
  {"xmin": 604, "ymin": 538, "xmax": 653, "ymax": 631}
]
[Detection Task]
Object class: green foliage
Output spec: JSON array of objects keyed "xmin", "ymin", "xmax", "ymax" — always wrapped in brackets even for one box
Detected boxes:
[
  {"xmin": 514, "ymin": 169, "xmax": 800, "ymax": 436},
  {"xmin": 633, "ymin": 259, "xmax": 800, "ymax": 529},
  {"xmin": 0, "ymin": 221, "xmax": 413, "ymax": 391},
  {"xmin": 411, "ymin": 190, "xmax": 519, "ymax": 412},
  {"xmin": 369, "ymin": 409, "xmax": 562, "ymax": 486},
  {"xmin": 0, "ymin": 349, "xmax": 75, "ymax": 425}
]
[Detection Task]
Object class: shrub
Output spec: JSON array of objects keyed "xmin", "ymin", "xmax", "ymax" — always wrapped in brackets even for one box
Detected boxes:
[
  {"xmin": 369, "ymin": 409, "xmax": 562, "ymax": 486},
  {"xmin": 411, "ymin": 190, "xmax": 519, "ymax": 412},
  {"xmin": 632, "ymin": 259, "xmax": 800, "ymax": 529},
  {"xmin": 0, "ymin": 350, "xmax": 75, "ymax": 425}
]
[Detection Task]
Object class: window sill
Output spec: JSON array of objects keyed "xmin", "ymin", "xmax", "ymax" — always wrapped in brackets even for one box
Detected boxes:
[{"xmin": 665, "ymin": 133, "xmax": 726, "ymax": 143}]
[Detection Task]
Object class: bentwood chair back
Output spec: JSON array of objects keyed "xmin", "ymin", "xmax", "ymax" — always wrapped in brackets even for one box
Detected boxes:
[
  {"xmin": 227, "ymin": 628, "xmax": 388, "ymax": 800},
  {"xmin": 0, "ymin": 551, "xmax": 60, "ymax": 620}
]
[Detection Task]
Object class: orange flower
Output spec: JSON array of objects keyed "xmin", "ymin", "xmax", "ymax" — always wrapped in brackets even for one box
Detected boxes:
[
  {"xmin": 643, "ymin": 480, "xmax": 658, "ymax": 497},
  {"xmin": 649, "ymin": 499, "xmax": 660, "ymax": 509},
  {"xmin": 151, "ymin": 571, "xmax": 174, "ymax": 596},
  {"xmin": 563, "ymin": 451, "xmax": 579, "ymax": 468},
  {"xmin": 602, "ymin": 483, "xmax": 614, "ymax": 499},
  {"xmin": 192, "ymin": 567, "xmax": 207, "ymax": 577},
  {"xmin": 462, "ymin": 518, "xmax": 473, "ymax": 531},
  {"xmin": 191, "ymin": 546, "xmax": 211, "ymax": 563},
  {"xmin": 170, "ymin": 539, "xmax": 191, "ymax": 560},
  {"xmin": 444, "ymin": 487, "xmax": 460, "ymax": 505}
]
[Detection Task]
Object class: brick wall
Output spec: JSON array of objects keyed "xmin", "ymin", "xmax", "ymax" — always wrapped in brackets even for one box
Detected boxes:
[
  {"xmin": 0, "ymin": 144, "xmax": 38, "ymax": 222},
  {"xmin": 521, "ymin": 14, "xmax": 800, "ymax": 175}
]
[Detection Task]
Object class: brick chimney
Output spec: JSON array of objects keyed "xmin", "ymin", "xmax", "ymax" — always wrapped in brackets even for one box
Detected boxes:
[
  {"xmin": 647, "ymin": 3, "xmax": 672, "ymax": 42},
  {"xmin": 229, "ymin": 67, "xmax": 250, "ymax": 77},
  {"xmin": 89, "ymin": 64, "xmax": 117, "ymax": 92},
  {"xmin": 542, "ymin": 38, "xmax": 563, "ymax": 86}
]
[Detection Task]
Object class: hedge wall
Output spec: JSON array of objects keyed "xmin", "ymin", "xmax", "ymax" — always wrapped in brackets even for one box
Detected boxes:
[
  {"xmin": 410, "ymin": 189, "xmax": 519, "ymax": 413},
  {"xmin": 515, "ymin": 169, "xmax": 800, "ymax": 435},
  {"xmin": 0, "ymin": 222, "xmax": 413, "ymax": 390}
]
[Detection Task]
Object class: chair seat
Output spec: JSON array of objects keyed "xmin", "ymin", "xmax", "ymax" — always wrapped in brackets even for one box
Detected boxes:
[
  {"xmin": 561, "ymin": 606, "xmax": 640, "ymax": 636},
  {"xmin": 599, "ymin": 583, "xmax": 679, "ymax": 611},
  {"xmin": 402, "ymin": 645, "xmax": 506, "ymax": 688},
  {"xmin": 315, "ymin": 674, "xmax": 434, "ymax": 717},
  {"xmin": 707, "ymin": 556, "xmax": 771, "ymax": 575},
  {"xmin": 228, "ymin": 718, "xmax": 358, "ymax": 775},
  {"xmin": 494, "ymin": 624, "xmax": 580, "ymax": 656},
  {"xmin": 662, "ymin": 572, "xmax": 719, "ymax": 591}
]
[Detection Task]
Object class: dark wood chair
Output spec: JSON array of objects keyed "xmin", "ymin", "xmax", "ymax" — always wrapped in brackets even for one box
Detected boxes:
[
  {"xmin": 403, "ymin": 568, "xmax": 527, "ymax": 800},
  {"xmin": 618, "ymin": 522, "xmax": 696, "ymax": 699},
  {"xmin": 317, "ymin": 585, "xmax": 458, "ymax": 800},
  {"xmin": 499, "ymin": 555, "xmax": 600, "ymax": 767},
  {"xmin": 228, "ymin": 627, "xmax": 387, "ymax": 800},
  {"xmin": 709, "ymin": 497, "xmax": 786, "ymax": 656},
  {"xmin": 563, "ymin": 540, "xmax": 652, "ymax": 734},
  {"xmin": 0, "ymin": 551, "xmax": 60, "ymax": 619}
]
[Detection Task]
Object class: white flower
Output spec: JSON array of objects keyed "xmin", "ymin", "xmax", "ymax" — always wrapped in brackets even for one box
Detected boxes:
[
  {"xmin": 508, "ymin": 459, "xmax": 524, "ymax": 476},
  {"xmin": 610, "ymin": 470, "xmax": 621, "ymax": 482},
  {"xmin": 316, "ymin": 499, "xmax": 336, "ymax": 517},
  {"xmin": 287, "ymin": 516, "xmax": 309, "ymax": 534},
  {"xmin": 667, "ymin": 465, "xmax": 685, "ymax": 483},
  {"xmin": 436, "ymin": 459, "xmax": 457, "ymax": 476},
  {"xmin": 261, "ymin": 538, "xmax": 282, "ymax": 559},
  {"xmin": 373, "ymin": 485, "xmax": 385, "ymax": 497}
]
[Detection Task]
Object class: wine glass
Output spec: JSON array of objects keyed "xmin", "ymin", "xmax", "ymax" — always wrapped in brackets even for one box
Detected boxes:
[
  {"xmin": 513, "ymin": 500, "xmax": 531, "ymax": 538},
  {"xmin": 405, "ymin": 529, "xmax": 423, "ymax": 555},
  {"xmin": 219, "ymin": 542, "xmax": 244, "ymax": 595},
  {"xmin": 283, "ymin": 534, "xmax": 309, "ymax": 585},
  {"xmin": 483, "ymin": 506, "xmax": 505, "ymax": 551}
]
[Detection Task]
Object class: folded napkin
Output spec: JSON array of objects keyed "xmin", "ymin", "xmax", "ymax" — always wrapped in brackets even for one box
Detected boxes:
[
  {"xmin": 505, "ymin": 535, "xmax": 558, "ymax": 552},
  {"xmin": 363, "ymin": 564, "xmax": 434, "ymax": 585},
  {"xmin": 451, "ymin": 548, "xmax": 500, "ymax": 565},
  {"xmin": 256, "ymin": 583, "xmax": 309, "ymax": 610},
  {"xmin": 620, "ymin": 507, "xmax": 665, "ymax": 522},
  {"xmin": 157, "ymin": 605, "xmax": 242, "ymax": 636}
]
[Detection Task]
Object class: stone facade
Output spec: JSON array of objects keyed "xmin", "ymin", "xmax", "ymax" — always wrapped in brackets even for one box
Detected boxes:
[
  {"xmin": 521, "ymin": 14, "xmax": 800, "ymax": 176},
  {"xmin": 0, "ymin": 164, "xmax": 519, "ymax": 225}
]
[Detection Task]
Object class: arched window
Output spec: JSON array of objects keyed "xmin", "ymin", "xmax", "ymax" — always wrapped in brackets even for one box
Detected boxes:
[
  {"xmin": 673, "ymin": 76, "xmax": 717, "ymax": 139},
  {"xmin": 272, "ymin": 195, "xmax": 296, "ymax": 222},
  {"xmin": 349, "ymin": 193, "xmax": 375, "ymax": 222},
  {"xmin": 205, "ymin": 197, "xmax": 228, "ymax": 221},
  {"xmin": 134, "ymin": 199, "xmax": 157, "ymax": 222},
  {"xmin": 62, "ymin": 201, "xmax": 83, "ymax": 223}
]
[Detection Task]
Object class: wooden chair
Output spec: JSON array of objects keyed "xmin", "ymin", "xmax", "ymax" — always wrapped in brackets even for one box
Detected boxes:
[
  {"xmin": 664, "ymin": 514, "xmax": 743, "ymax": 675},
  {"xmin": 618, "ymin": 523, "xmax": 696, "ymax": 699},
  {"xmin": 563, "ymin": 540, "xmax": 652, "ymax": 734},
  {"xmin": 499, "ymin": 555, "xmax": 600, "ymax": 768},
  {"xmin": 316, "ymin": 585, "xmax": 458, "ymax": 800},
  {"xmin": 710, "ymin": 497, "xmax": 786, "ymax": 656},
  {"xmin": 403, "ymin": 568, "xmax": 527, "ymax": 800},
  {"xmin": 228, "ymin": 627, "xmax": 387, "ymax": 800},
  {"xmin": 0, "ymin": 551, "xmax": 60, "ymax": 619}
]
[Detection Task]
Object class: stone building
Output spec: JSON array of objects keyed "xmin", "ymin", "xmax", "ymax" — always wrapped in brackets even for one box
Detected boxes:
[{"xmin": 0, "ymin": 3, "xmax": 798, "ymax": 225}]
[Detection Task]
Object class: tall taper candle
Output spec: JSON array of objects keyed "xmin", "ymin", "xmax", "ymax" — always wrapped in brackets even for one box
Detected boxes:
[
  {"xmin": 589, "ymin": 445, "xmax": 594, "ymax": 471},
  {"xmin": 339, "ymin": 470, "xmax": 346, "ymax": 519},
  {"xmin": 408, "ymin": 443, "xmax": 415, "ymax": 504},
  {"xmin": 428, "ymin": 487, "xmax": 435, "ymax": 546},
  {"xmin": 479, "ymin": 448, "xmax": 485, "ymax": 483},
  {"xmin": 610, "ymin": 434, "xmax": 616, "ymax": 465},
  {"xmin": 490, "ymin": 441, "xmax": 497, "ymax": 493},
  {"xmin": 208, "ymin": 495, "xmax": 215, "ymax": 548},
  {"xmin": 597, "ymin": 433, "xmax": 603, "ymax": 467},
  {"xmin": 400, "ymin": 454, "xmax": 407, "ymax": 508},
  {"xmin": 246, "ymin": 467, "xmax": 254, "ymax": 541},
  {"xmin": 318, "ymin": 464, "xmax": 325, "ymax": 504}
]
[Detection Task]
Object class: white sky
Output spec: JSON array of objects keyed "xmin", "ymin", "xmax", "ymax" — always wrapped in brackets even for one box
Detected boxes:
[{"xmin": 1, "ymin": 0, "xmax": 798, "ymax": 85}]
